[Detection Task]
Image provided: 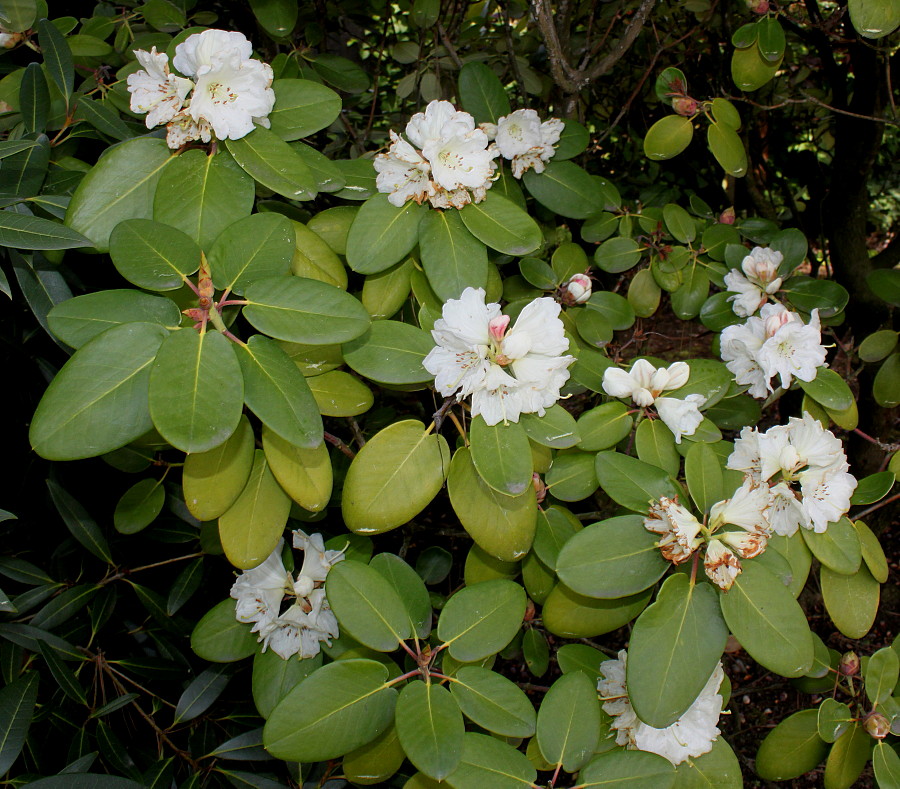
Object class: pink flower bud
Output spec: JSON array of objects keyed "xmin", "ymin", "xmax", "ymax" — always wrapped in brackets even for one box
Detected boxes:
[
  {"xmin": 839, "ymin": 651, "xmax": 860, "ymax": 676},
  {"xmin": 488, "ymin": 314, "xmax": 510, "ymax": 342},
  {"xmin": 863, "ymin": 712, "xmax": 890, "ymax": 739},
  {"xmin": 672, "ymin": 97, "xmax": 699, "ymax": 117},
  {"xmin": 719, "ymin": 207, "xmax": 736, "ymax": 224},
  {"xmin": 563, "ymin": 273, "xmax": 592, "ymax": 305},
  {"xmin": 748, "ymin": 0, "xmax": 769, "ymax": 13},
  {"xmin": 532, "ymin": 472, "xmax": 547, "ymax": 504}
]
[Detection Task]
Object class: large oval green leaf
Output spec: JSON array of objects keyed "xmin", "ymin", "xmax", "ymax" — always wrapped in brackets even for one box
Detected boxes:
[
  {"xmin": 243, "ymin": 275, "xmax": 371, "ymax": 344},
  {"xmin": 459, "ymin": 193, "xmax": 541, "ymax": 256},
  {"xmin": 346, "ymin": 194, "xmax": 425, "ymax": 274},
  {"xmin": 252, "ymin": 648, "xmax": 322, "ymax": 719},
  {"xmin": 644, "ymin": 115, "xmax": 693, "ymax": 161},
  {"xmin": 447, "ymin": 447, "xmax": 537, "ymax": 562},
  {"xmin": 191, "ymin": 599, "xmax": 259, "ymax": 662},
  {"xmin": 801, "ymin": 516, "xmax": 861, "ymax": 575},
  {"xmin": 542, "ymin": 583, "xmax": 651, "ymax": 638},
  {"xmin": 594, "ymin": 451, "xmax": 678, "ymax": 512},
  {"xmin": 342, "ymin": 420, "xmax": 450, "ymax": 534},
  {"xmin": 580, "ymin": 751, "xmax": 676, "ymax": 789},
  {"xmin": 437, "ymin": 579, "xmax": 526, "ymax": 662},
  {"xmin": 237, "ymin": 335, "xmax": 323, "ymax": 449},
  {"xmin": 325, "ymin": 559, "xmax": 412, "ymax": 651},
  {"xmin": 208, "ymin": 212, "xmax": 294, "ymax": 295},
  {"xmin": 395, "ymin": 681, "xmax": 464, "ymax": 780},
  {"xmin": 370, "ymin": 552, "xmax": 433, "ymax": 639},
  {"xmin": 225, "ymin": 126, "xmax": 317, "ymax": 201},
  {"xmin": 755, "ymin": 708, "xmax": 828, "ymax": 780},
  {"xmin": 707, "ymin": 121, "xmax": 747, "ymax": 177},
  {"xmin": 821, "ymin": 563, "xmax": 879, "ymax": 638},
  {"xmin": 523, "ymin": 161, "xmax": 604, "ymax": 220},
  {"xmin": 218, "ymin": 449, "xmax": 291, "ymax": 570},
  {"xmin": 268, "ymin": 78, "xmax": 342, "ymax": 140},
  {"xmin": 153, "ymin": 149, "xmax": 255, "ymax": 249},
  {"xmin": 719, "ymin": 559, "xmax": 814, "ymax": 677},
  {"xmin": 148, "ymin": 328, "xmax": 244, "ymax": 454},
  {"xmin": 109, "ymin": 219, "xmax": 201, "ymax": 291},
  {"xmin": 264, "ymin": 659, "xmax": 398, "ymax": 761},
  {"xmin": 457, "ymin": 62, "xmax": 511, "ymax": 125},
  {"xmin": 47, "ymin": 290, "xmax": 180, "ymax": 349},
  {"xmin": 30, "ymin": 322, "xmax": 168, "ymax": 461},
  {"xmin": 65, "ymin": 137, "xmax": 175, "ymax": 252},
  {"xmin": 536, "ymin": 671, "xmax": 601, "ymax": 773},
  {"xmin": 342, "ymin": 320, "xmax": 434, "ymax": 386},
  {"xmin": 262, "ymin": 427, "xmax": 333, "ymax": 512},
  {"xmin": 628, "ymin": 574, "xmax": 729, "ymax": 728},
  {"xmin": 469, "ymin": 416, "xmax": 533, "ymax": 497},
  {"xmin": 556, "ymin": 515, "xmax": 668, "ymax": 599},
  {"xmin": 848, "ymin": 0, "xmax": 900, "ymax": 38},
  {"xmin": 446, "ymin": 733, "xmax": 536, "ymax": 789},
  {"xmin": 731, "ymin": 45, "xmax": 781, "ymax": 92},
  {"xmin": 419, "ymin": 208, "xmax": 488, "ymax": 301},
  {"xmin": 450, "ymin": 667, "xmax": 536, "ymax": 737}
]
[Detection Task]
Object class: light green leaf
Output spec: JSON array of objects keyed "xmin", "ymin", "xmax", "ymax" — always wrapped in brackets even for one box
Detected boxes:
[
  {"xmin": 342, "ymin": 320, "xmax": 434, "ymax": 386},
  {"xmin": 208, "ymin": 212, "xmax": 294, "ymax": 295},
  {"xmin": 450, "ymin": 667, "xmax": 536, "ymax": 737},
  {"xmin": 470, "ymin": 416, "xmax": 533, "ymax": 497},
  {"xmin": 346, "ymin": 194, "xmax": 425, "ymax": 274},
  {"xmin": 445, "ymin": 733, "xmax": 536, "ymax": 789},
  {"xmin": 225, "ymin": 127, "xmax": 317, "ymax": 201},
  {"xmin": 190, "ymin": 599, "xmax": 259, "ymax": 663},
  {"xmin": 797, "ymin": 368, "xmax": 855, "ymax": 411},
  {"xmin": 580, "ymin": 751, "xmax": 676, "ymax": 788},
  {"xmin": 109, "ymin": 219, "xmax": 201, "ymax": 291},
  {"xmin": 437, "ymin": 579, "xmax": 526, "ymax": 662},
  {"xmin": 576, "ymin": 401, "xmax": 633, "ymax": 451},
  {"xmin": 459, "ymin": 193, "xmax": 541, "ymax": 256},
  {"xmin": 802, "ymin": 516, "xmax": 861, "ymax": 575},
  {"xmin": 595, "ymin": 451, "xmax": 678, "ymax": 512},
  {"xmin": 536, "ymin": 671, "xmax": 601, "ymax": 772},
  {"xmin": 821, "ymin": 563, "xmax": 879, "ymax": 639},
  {"xmin": 644, "ymin": 115, "xmax": 693, "ymax": 160},
  {"xmin": 848, "ymin": 0, "xmax": 900, "ymax": 38},
  {"xmin": 268, "ymin": 78, "xmax": 342, "ymax": 140},
  {"xmin": 307, "ymin": 369, "xmax": 373, "ymax": 416},
  {"xmin": 262, "ymin": 427, "xmax": 332, "ymax": 512},
  {"xmin": 395, "ymin": 681, "xmax": 464, "ymax": 780},
  {"xmin": 418, "ymin": 208, "xmax": 488, "ymax": 301},
  {"xmin": 251, "ymin": 648, "xmax": 321, "ymax": 719},
  {"xmin": 823, "ymin": 723, "xmax": 872, "ymax": 789},
  {"xmin": 543, "ymin": 583, "xmax": 651, "ymax": 638},
  {"xmin": 370, "ymin": 553, "xmax": 432, "ymax": 639},
  {"xmin": 873, "ymin": 741, "xmax": 900, "ymax": 789}
]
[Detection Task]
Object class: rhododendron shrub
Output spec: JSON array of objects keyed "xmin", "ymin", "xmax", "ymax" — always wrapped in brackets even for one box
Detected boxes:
[{"xmin": 1, "ymin": 3, "xmax": 897, "ymax": 789}]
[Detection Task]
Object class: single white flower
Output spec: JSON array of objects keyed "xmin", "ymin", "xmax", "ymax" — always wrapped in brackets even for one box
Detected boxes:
[
  {"xmin": 261, "ymin": 588, "xmax": 340, "ymax": 660},
  {"xmin": 767, "ymin": 481, "xmax": 811, "ymax": 537},
  {"xmin": 127, "ymin": 47, "xmax": 194, "ymax": 130},
  {"xmin": 374, "ymin": 130, "xmax": 435, "ymax": 207},
  {"xmin": 726, "ymin": 426, "xmax": 763, "ymax": 482},
  {"xmin": 422, "ymin": 287, "xmax": 574, "ymax": 425},
  {"xmin": 496, "ymin": 109, "xmax": 564, "ymax": 178},
  {"xmin": 655, "ymin": 394, "xmax": 706, "ymax": 444},
  {"xmin": 422, "ymin": 127, "xmax": 498, "ymax": 191},
  {"xmin": 292, "ymin": 529, "xmax": 345, "ymax": 583},
  {"xmin": 230, "ymin": 541, "xmax": 292, "ymax": 634},
  {"xmin": 724, "ymin": 246, "xmax": 784, "ymax": 317},
  {"xmin": 709, "ymin": 478, "xmax": 770, "ymax": 534},
  {"xmin": 172, "ymin": 29, "xmax": 275, "ymax": 141},
  {"xmin": 598, "ymin": 650, "xmax": 724, "ymax": 765},
  {"xmin": 720, "ymin": 316, "xmax": 769, "ymax": 398},
  {"xmin": 704, "ymin": 538, "xmax": 742, "ymax": 590},
  {"xmin": 644, "ymin": 497, "xmax": 703, "ymax": 564},
  {"xmin": 798, "ymin": 466, "xmax": 857, "ymax": 533},
  {"xmin": 405, "ymin": 99, "xmax": 475, "ymax": 148}
]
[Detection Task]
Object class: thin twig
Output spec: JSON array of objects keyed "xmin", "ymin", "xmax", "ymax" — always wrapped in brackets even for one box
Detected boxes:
[
  {"xmin": 851, "ymin": 492, "xmax": 900, "ymax": 522},
  {"xmin": 324, "ymin": 431, "xmax": 357, "ymax": 459}
]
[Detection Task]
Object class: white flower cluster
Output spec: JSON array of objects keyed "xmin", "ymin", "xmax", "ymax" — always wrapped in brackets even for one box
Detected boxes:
[
  {"xmin": 720, "ymin": 302, "xmax": 827, "ymax": 399},
  {"xmin": 728, "ymin": 412, "xmax": 857, "ymax": 535},
  {"xmin": 645, "ymin": 478, "xmax": 771, "ymax": 591},
  {"xmin": 374, "ymin": 100, "xmax": 499, "ymax": 209},
  {"xmin": 480, "ymin": 109, "xmax": 564, "ymax": 179},
  {"xmin": 724, "ymin": 246, "xmax": 784, "ymax": 317},
  {"xmin": 230, "ymin": 531, "xmax": 344, "ymax": 660},
  {"xmin": 127, "ymin": 29, "xmax": 275, "ymax": 150},
  {"xmin": 597, "ymin": 650, "xmax": 725, "ymax": 765},
  {"xmin": 422, "ymin": 287, "xmax": 575, "ymax": 426},
  {"xmin": 602, "ymin": 360, "xmax": 705, "ymax": 443}
]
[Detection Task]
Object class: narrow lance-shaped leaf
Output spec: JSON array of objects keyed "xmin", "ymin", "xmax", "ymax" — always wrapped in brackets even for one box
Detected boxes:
[
  {"xmin": 38, "ymin": 19, "xmax": 74, "ymax": 105},
  {"xmin": 0, "ymin": 672, "xmax": 39, "ymax": 775}
]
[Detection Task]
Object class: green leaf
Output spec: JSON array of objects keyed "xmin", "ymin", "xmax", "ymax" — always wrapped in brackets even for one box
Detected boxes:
[
  {"xmin": 46, "ymin": 480, "xmax": 113, "ymax": 564},
  {"xmin": 673, "ymin": 737, "xmax": 742, "ymax": 788},
  {"xmin": 447, "ymin": 447, "xmax": 537, "ymax": 562},
  {"xmin": 576, "ymin": 401, "xmax": 633, "ymax": 451},
  {"xmin": 521, "ymin": 406, "xmax": 579, "ymax": 449},
  {"xmin": 710, "ymin": 98, "xmax": 742, "ymax": 131},
  {"xmin": 218, "ymin": 450, "xmax": 290, "ymax": 570},
  {"xmin": 310, "ymin": 53, "xmax": 370, "ymax": 92},
  {"xmin": 523, "ymin": 160, "xmax": 603, "ymax": 220},
  {"xmin": 208, "ymin": 212, "xmax": 294, "ymax": 294},
  {"xmin": 183, "ymin": 415, "xmax": 255, "ymax": 521},
  {"xmin": 594, "ymin": 236, "xmax": 643, "ymax": 273},
  {"xmin": 109, "ymin": 219, "xmax": 201, "ymax": 291},
  {"xmin": 756, "ymin": 17, "xmax": 786, "ymax": 61},
  {"xmin": 0, "ymin": 133, "xmax": 49, "ymax": 198},
  {"xmin": 707, "ymin": 122, "xmax": 747, "ymax": 177},
  {"xmin": 346, "ymin": 194, "xmax": 425, "ymax": 275},
  {"xmin": 30, "ymin": 584, "xmax": 98, "ymax": 630},
  {"xmin": 450, "ymin": 667, "xmax": 536, "ymax": 737},
  {"xmin": 470, "ymin": 416, "xmax": 533, "ymax": 497},
  {"xmin": 47, "ymin": 290, "xmax": 180, "ymax": 349},
  {"xmin": 671, "ymin": 265, "xmax": 709, "ymax": 319},
  {"xmin": 396, "ymin": 681, "xmax": 464, "ymax": 780},
  {"xmin": 867, "ymin": 268, "xmax": 900, "ymax": 305},
  {"xmin": 370, "ymin": 553, "xmax": 432, "ymax": 639},
  {"xmin": 38, "ymin": 642, "xmax": 86, "ymax": 705},
  {"xmin": 556, "ymin": 515, "xmax": 668, "ymax": 598},
  {"xmin": 536, "ymin": 671, "xmax": 601, "ymax": 772},
  {"xmin": 167, "ymin": 557, "xmax": 204, "ymax": 615},
  {"xmin": 251, "ymin": 648, "xmax": 321, "ymax": 719},
  {"xmin": 342, "ymin": 420, "xmax": 450, "ymax": 534},
  {"xmin": 801, "ymin": 516, "xmax": 861, "ymax": 575},
  {"xmin": 850, "ymin": 471, "xmax": 894, "ymax": 506},
  {"xmin": 191, "ymin": 599, "xmax": 259, "ymax": 662},
  {"xmin": 685, "ymin": 442, "xmax": 725, "ymax": 513},
  {"xmin": 635, "ymin": 418, "xmax": 680, "ymax": 476},
  {"xmin": 580, "ymin": 751, "xmax": 676, "ymax": 789},
  {"xmin": 817, "ymin": 698, "xmax": 854, "ymax": 743},
  {"xmin": 731, "ymin": 44, "xmax": 781, "ymax": 92},
  {"xmin": 148, "ymin": 328, "xmax": 243, "ymax": 454},
  {"xmin": 237, "ymin": 335, "xmax": 322, "ymax": 448},
  {"xmin": 173, "ymin": 666, "xmax": 230, "ymax": 724},
  {"xmin": 663, "ymin": 203, "xmax": 697, "ymax": 243},
  {"xmin": 575, "ymin": 307, "xmax": 613, "ymax": 349},
  {"xmin": 0, "ymin": 211, "xmax": 92, "ymax": 250},
  {"xmin": 628, "ymin": 574, "xmax": 728, "ymax": 727},
  {"xmin": 854, "ymin": 519, "xmax": 889, "ymax": 583},
  {"xmin": 848, "ymin": 0, "xmax": 900, "ymax": 38},
  {"xmin": 326, "ymin": 559, "xmax": 411, "ymax": 651},
  {"xmin": 248, "ymin": 0, "xmax": 297, "ymax": 37},
  {"xmin": 459, "ymin": 193, "xmax": 541, "ymax": 256},
  {"xmin": 268, "ymin": 79, "xmax": 341, "ymax": 140},
  {"xmin": 719, "ymin": 559, "xmax": 814, "ymax": 677},
  {"xmin": 419, "ymin": 208, "xmax": 488, "ymax": 301},
  {"xmin": 0, "ymin": 672, "xmax": 38, "ymax": 775},
  {"xmin": 797, "ymin": 368, "xmax": 854, "ymax": 411},
  {"xmin": 343, "ymin": 724, "xmax": 404, "ymax": 785},
  {"xmin": 206, "ymin": 728, "xmax": 269, "ymax": 761},
  {"xmin": 25, "ymin": 779, "xmax": 142, "ymax": 789},
  {"xmin": 307, "ymin": 369, "xmax": 373, "ymax": 416},
  {"xmin": 0, "ymin": 0, "xmax": 35, "ymax": 32},
  {"xmin": 153, "ymin": 149, "xmax": 254, "ymax": 249},
  {"xmin": 342, "ymin": 320, "xmax": 434, "ymax": 386},
  {"xmin": 437, "ymin": 579, "xmax": 526, "ymax": 662},
  {"xmin": 644, "ymin": 115, "xmax": 693, "ymax": 160},
  {"xmin": 542, "ymin": 451, "xmax": 596, "ymax": 502},
  {"xmin": 858, "ymin": 330, "xmax": 898, "ymax": 363},
  {"xmin": 595, "ymin": 451, "xmax": 678, "ymax": 512},
  {"xmin": 873, "ymin": 353, "xmax": 900, "ymax": 408},
  {"xmin": 553, "ymin": 120, "xmax": 591, "ymax": 161},
  {"xmin": 262, "ymin": 427, "xmax": 332, "ymax": 512},
  {"xmin": 20, "ymin": 63, "xmax": 49, "ymax": 133},
  {"xmin": 243, "ymin": 275, "xmax": 370, "ymax": 344},
  {"xmin": 225, "ymin": 127, "xmax": 317, "ymax": 201},
  {"xmin": 824, "ymin": 723, "xmax": 872, "ymax": 789},
  {"xmin": 873, "ymin": 742, "xmax": 900, "ymax": 789},
  {"xmin": 445, "ymin": 733, "xmax": 536, "ymax": 789},
  {"xmin": 74, "ymin": 97, "xmax": 131, "ymax": 141},
  {"xmin": 264, "ymin": 659, "xmax": 397, "ymax": 761},
  {"xmin": 821, "ymin": 563, "xmax": 879, "ymax": 638},
  {"xmin": 289, "ymin": 217, "xmax": 347, "ymax": 287},
  {"xmin": 66, "ymin": 138, "xmax": 176, "ymax": 252},
  {"xmin": 782, "ymin": 278, "xmax": 848, "ymax": 317},
  {"xmin": 114, "ymin": 478, "xmax": 165, "ymax": 534},
  {"xmin": 457, "ymin": 62, "xmax": 510, "ymax": 125}
]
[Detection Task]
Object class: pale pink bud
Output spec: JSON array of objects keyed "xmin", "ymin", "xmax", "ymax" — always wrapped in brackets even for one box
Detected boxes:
[
  {"xmin": 748, "ymin": 0, "xmax": 769, "ymax": 13},
  {"xmin": 532, "ymin": 473, "xmax": 547, "ymax": 504},
  {"xmin": 564, "ymin": 273, "xmax": 592, "ymax": 305},
  {"xmin": 839, "ymin": 651, "xmax": 860, "ymax": 676},
  {"xmin": 864, "ymin": 712, "xmax": 890, "ymax": 739},
  {"xmin": 488, "ymin": 314, "xmax": 510, "ymax": 342},
  {"xmin": 719, "ymin": 207, "xmax": 736, "ymax": 224},
  {"xmin": 672, "ymin": 97, "xmax": 699, "ymax": 117}
]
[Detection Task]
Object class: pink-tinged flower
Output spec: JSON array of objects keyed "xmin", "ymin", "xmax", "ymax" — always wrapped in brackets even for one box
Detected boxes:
[
  {"xmin": 704, "ymin": 538, "xmax": 742, "ymax": 590},
  {"xmin": 644, "ymin": 497, "xmax": 703, "ymax": 564},
  {"xmin": 127, "ymin": 47, "xmax": 194, "ymax": 130},
  {"xmin": 598, "ymin": 650, "xmax": 725, "ymax": 765},
  {"xmin": 724, "ymin": 246, "xmax": 784, "ymax": 317},
  {"xmin": 422, "ymin": 287, "xmax": 574, "ymax": 425},
  {"xmin": 562, "ymin": 273, "xmax": 592, "ymax": 305},
  {"xmin": 172, "ymin": 29, "xmax": 275, "ymax": 141}
]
